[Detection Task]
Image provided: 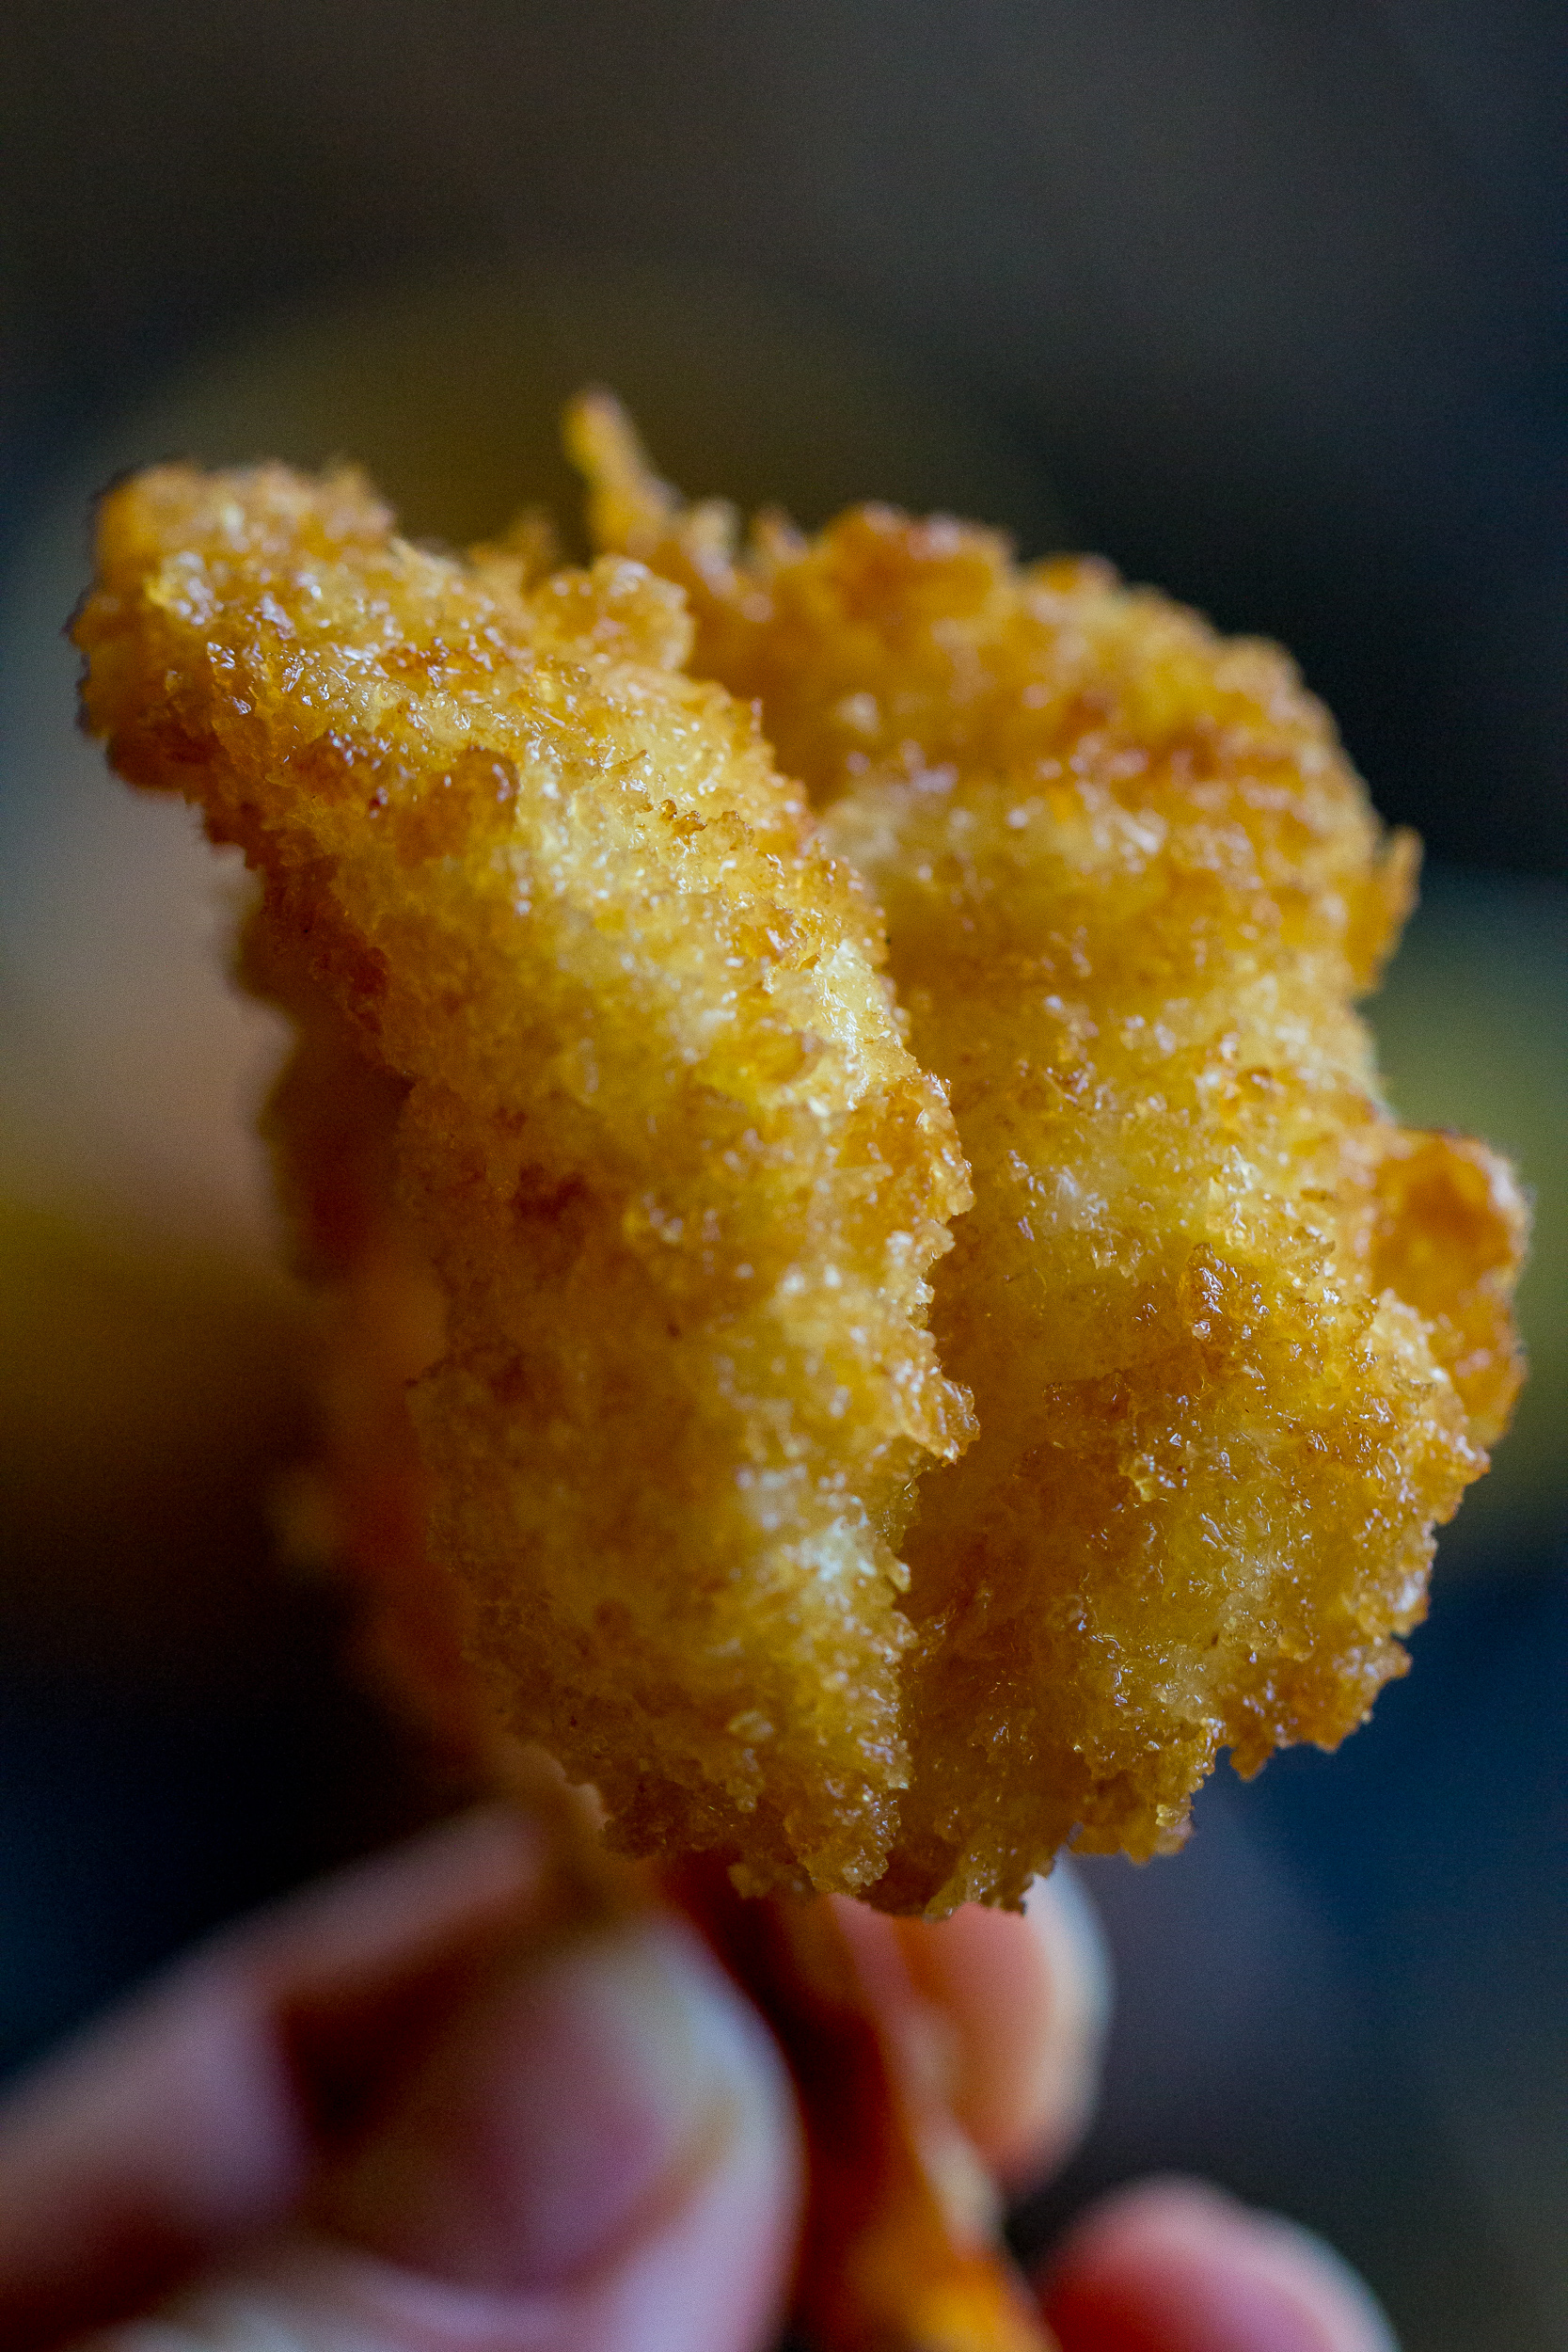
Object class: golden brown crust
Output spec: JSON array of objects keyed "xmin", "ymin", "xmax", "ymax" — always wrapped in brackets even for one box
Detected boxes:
[
  {"xmin": 76, "ymin": 422, "xmax": 1527, "ymax": 1916},
  {"xmin": 573, "ymin": 395, "xmax": 1528, "ymax": 1910},
  {"xmin": 75, "ymin": 460, "xmax": 975, "ymax": 1898}
]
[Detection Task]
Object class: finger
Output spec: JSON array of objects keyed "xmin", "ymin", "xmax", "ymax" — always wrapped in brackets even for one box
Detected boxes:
[
  {"xmin": 894, "ymin": 1863, "xmax": 1112, "ymax": 2184},
  {"xmin": 0, "ymin": 1805, "xmax": 543, "ymax": 2347},
  {"xmin": 87, "ymin": 1914, "xmax": 802, "ymax": 2352},
  {"xmin": 1040, "ymin": 2177, "xmax": 1399, "ymax": 2352}
]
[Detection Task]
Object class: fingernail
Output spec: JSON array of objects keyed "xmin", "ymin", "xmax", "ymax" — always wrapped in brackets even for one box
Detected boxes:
[
  {"xmin": 1043, "ymin": 2178, "xmax": 1398, "ymax": 2352},
  {"xmin": 318, "ymin": 1916, "xmax": 760, "ymax": 2292}
]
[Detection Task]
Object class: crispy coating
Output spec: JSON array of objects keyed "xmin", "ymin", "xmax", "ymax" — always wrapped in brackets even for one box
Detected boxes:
[
  {"xmin": 74, "ymin": 461, "xmax": 977, "ymax": 1899},
  {"xmin": 574, "ymin": 395, "xmax": 1528, "ymax": 1911}
]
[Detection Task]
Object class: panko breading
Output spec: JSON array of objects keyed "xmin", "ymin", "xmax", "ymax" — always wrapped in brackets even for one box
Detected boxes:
[
  {"xmin": 74, "ymin": 461, "xmax": 976, "ymax": 1899},
  {"xmin": 574, "ymin": 395, "xmax": 1528, "ymax": 1912}
]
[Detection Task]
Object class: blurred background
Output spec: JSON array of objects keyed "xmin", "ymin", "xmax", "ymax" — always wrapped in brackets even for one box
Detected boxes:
[{"xmin": 1, "ymin": 6, "xmax": 1564, "ymax": 2346}]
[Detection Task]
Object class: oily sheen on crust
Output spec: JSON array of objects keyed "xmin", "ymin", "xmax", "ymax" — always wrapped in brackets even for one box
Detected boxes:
[
  {"xmin": 574, "ymin": 394, "xmax": 1527, "ymax": 1912},
  {"xmin": 77, "ymin": 430, "xmax": 1525, "ymax": 1916},
  {"xmin": 74, "ymin": 460, "xmax": 975, "ymax": 1900}
]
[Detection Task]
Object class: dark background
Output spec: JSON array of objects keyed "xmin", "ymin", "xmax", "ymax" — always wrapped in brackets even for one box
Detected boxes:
[
  {"xmin": 6, "ymin": 0, "xmax": 1567, "ymax": 875},
  {"xmin": 2, "ymin": 8, "xmax": 1565, "ymax": 2349}
]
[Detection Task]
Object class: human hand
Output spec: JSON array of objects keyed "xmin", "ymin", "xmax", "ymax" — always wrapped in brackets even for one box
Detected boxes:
[{"xmin": 0, "ymin": 1805, "xmax": 1394, "ymax": 2352}]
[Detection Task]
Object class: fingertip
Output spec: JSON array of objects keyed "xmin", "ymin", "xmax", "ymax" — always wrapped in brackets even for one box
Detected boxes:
[
  {"xmin": 100, "ymin": 1915, "xmax": 803, "ymax": 2352},
  {"xmin": 1040, "ymin": 2176, "xmax": 1398, "ymax": 2352},
  {"xmin": 895, "ymin": 1860, "xmax": 1111, "ymax": 2183},
  {"xmin": 314, "ymin": 1907, "xmax": 803, "ymax": 2347},
  {"xmin": 1012, "ymin": 1864, "xmax": 1113, "ymax": 2178},
  {"xmin": 318, "ymin": 1913, "xmax": 797, "ymax": 2296}
]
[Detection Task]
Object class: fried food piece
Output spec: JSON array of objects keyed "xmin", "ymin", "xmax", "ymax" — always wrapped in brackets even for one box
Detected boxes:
[
  {"xmin": 574, "ymin": 394, "xmax": 1528, "ymax": 1912},
  {"xmin": 74, "ymin": 460, "xmax": 976, "ymax": 1899}
]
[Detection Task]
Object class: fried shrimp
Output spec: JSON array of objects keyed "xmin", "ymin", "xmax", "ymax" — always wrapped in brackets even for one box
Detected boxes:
[
  {"xmin": 74, "ymin": 460, "xmax": 977, "ymax": 1899},
  {"xmin": 77, "ymin": 420, "xmax": 1528, "ymax": 2352},
  {"xmin": 75, "ymin": 421, "xmax": 1527, "ymax": 1925},
  {"xmin": 573, "ymin": 394, "xmax": 1528, "ymax": 1911}
]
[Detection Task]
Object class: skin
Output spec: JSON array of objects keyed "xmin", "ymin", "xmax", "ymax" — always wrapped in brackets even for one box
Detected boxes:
[{"xmin": 0, "ymin": 1804, "xmax": 1394, "ymax": 2352}]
